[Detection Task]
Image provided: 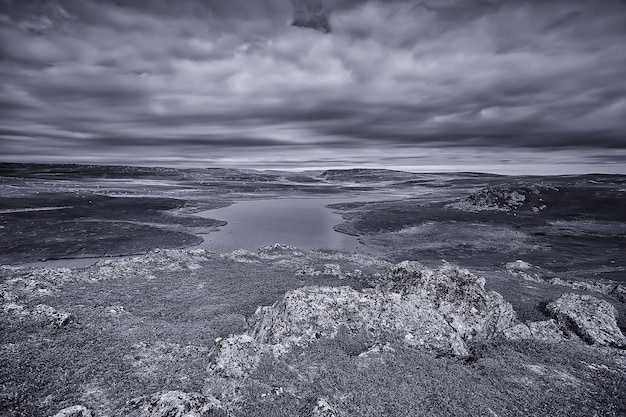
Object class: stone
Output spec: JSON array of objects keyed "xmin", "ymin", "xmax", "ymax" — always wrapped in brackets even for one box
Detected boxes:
[
  {"xmin": 505, "ymin": 260, "xmax": 533, "ymax": 271},
  {"xmin": 528, "ymin": 319, "xmax": 566, "ymax": 342},
  {"xmin": 503, "ymin": 319, "xmax": 565, "ymax": 343},
  {"xmin": 209, "ymin": 262, "xmax": 519, "ymax": 377},
  {"xmin": 547, "ymin": 293, "xmax": 626, "ymax": 348},
  {"xmin": 304, "ymin": 398, "xmax": 337, "ymax": 417},
  {"xmin": 1, "ymin": 291, "xmax": 71, "ymax": 328},
  {"xmin": 250, "ymin": 285, "xmax": 469, "ymax": 356},
  {"xmin": 382, "ymin": 261, "xmax": 518, "ymax": 341},
  {"xmin": 50, "ymin": 405, "xmax": 92, "ymax": 417},
  {"xmin": 208, "ymin": 334, "xmax": 286, "ymax": 378}
]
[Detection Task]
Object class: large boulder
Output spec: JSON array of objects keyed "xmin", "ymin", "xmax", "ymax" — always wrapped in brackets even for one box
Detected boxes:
[
  {"xmin": 547, "ymin": 293, "xmax": 626, "ymax": 348},
  {"xmin": 209, "ymin": 262, "xmax": 518, "ymax": 377},
  {"xmin": 250, "ymin": 285, "xmax": 469, "ymax": 356},
  {"xmin": 382, "ymin": 261, "xmax": 518, "ymax": 341}
]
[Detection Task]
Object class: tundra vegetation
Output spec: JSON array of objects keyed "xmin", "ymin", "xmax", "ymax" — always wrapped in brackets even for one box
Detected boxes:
[{"xmin": 0, "ymin": 164, "xmax": 624, "ymax": 416}]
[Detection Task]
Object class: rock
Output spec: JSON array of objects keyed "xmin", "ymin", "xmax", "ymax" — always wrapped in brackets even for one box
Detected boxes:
[
  {"xmin": 446, "ymin": 183, "xmax": 556, "ymax": 213},
  {"xmin": 357, "ymin": 342, "xmax": 396, "ymax": 359},
  {"xmin": 502, "ymin": 323, "xmax": 532, "ymax": 340},
  {"xmin": 33, "ymin": 304, "xmax": 71, "ymax": 327},
  {"xmin": 505, "ymin": 260, "xmax": 533, "ymax": 271},
  {"xmin": 609, "ymin": 284, "xmax": 626, "ymax": 303},
  {"xmin": 208, "ymin": 334, "xmax": 286, "ymax": 378},
  {"xmin": 527, "ymin": 320, "xmax": 566, "ymax": 342},
  {"xmin": 1, "ymin": 291, "xmax": 71, "ymax": 327},
  {"xmin": 251, "ymin": 285, "xmax": 469, "ymax": 355},
  {"xmin": 113, "ymin": 390, "xmax": 227, "ymax": 417},
  {"xmin": 209, "ymin": 262, "xmax": 519, "ymax": 377},
  {"xmin": 547, "ymin": 293, "xmax": 626, "ymax": 348},
  {"xmin": 304, "ymin": 398, "xmax": 337, "ymax": 417},
  {"xmin": 49, "ymin": 405, "xmax": 92, "ymax": 417},
  {"xmin": 503, "ymin": 319, "xmax": 565, "ymax": 343},
  {"xmin": 382, "ymin": 261, "xmax": 518, "ymax": 341}
]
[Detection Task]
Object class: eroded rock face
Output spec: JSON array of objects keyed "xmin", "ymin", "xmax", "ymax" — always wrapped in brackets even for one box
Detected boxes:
[
  {"xmin": 209, "ymin": 262, "xmax": 518, "ymax": 377},
  {"xmin": 547, "ymin": 293, "xmax": 626, "ymax": 348},
  {"xmin": 251, "ymin": 285, "xmax": 469, "ymax": 355},
  {"xmin": 382, "ymin": 261, "xmax": 518, "ymax": 341},
  {"xmin": 113, "ymin": 390, "xmax": 227, "ymax": 417}
]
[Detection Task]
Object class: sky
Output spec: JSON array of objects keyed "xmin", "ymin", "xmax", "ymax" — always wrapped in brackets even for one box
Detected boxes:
[{"xmin": 0, "ymin": 0, "xmax": 625, "ymax": 174}]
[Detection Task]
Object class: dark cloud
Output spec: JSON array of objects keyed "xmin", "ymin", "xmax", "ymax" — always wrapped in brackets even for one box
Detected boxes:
[{"xmin": 0, "ymin": 0, "xmax": 625, "ymax": 173}]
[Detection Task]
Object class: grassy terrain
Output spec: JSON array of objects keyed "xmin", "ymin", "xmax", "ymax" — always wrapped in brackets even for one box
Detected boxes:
[{"xmin": 1, "ymin": 165, "xmax": 625, "ymax": 416}]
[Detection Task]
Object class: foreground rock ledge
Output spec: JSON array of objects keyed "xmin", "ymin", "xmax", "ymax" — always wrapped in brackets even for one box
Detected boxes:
[{"xmin": 210, "ymin": 262, "xmax": 518, "ymax": 377}]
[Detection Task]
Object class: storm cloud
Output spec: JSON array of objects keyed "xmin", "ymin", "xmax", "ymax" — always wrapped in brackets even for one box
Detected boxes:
[{"xmin": 0, "ymin": 0, "xmax": 625, "ymax": 172}]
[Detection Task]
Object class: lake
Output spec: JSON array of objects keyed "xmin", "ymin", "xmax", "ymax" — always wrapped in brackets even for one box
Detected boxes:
[
  {"xmin": 21, "ymin": 197, "xmax": 363, "ymax": 269},
  {"xmin": 196, "ymin": 197, "xmax": 362, "ymax": 253}
]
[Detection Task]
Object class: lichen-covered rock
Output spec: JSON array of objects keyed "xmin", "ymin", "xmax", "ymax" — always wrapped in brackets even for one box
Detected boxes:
[
  {"xmin": 505, "ymin": 260, "xmax": 533, "ymax": 271},
  {"xmin": 209, "ymin": 262, "xmax": 519, "ymax": 378},
  {"xmin": 504, "ymin": 319, "xmax": 565, "ymax": 343},
  {"xmin": 208, "ymin": 334, "xmax": 286, "ymax": 378},
  {"xmin": 382, "ymin": 261, "xmax": 518, "ymax": 341},
  {"xmin": 547, "ymin": 293, "xmax": 626, "ymax": 348},
  {"xmin": 527, "ymin": 320, "xmax": 566, "ymax": 342},
  {"xmin": 32, "ymin": 304, "xmax": 72, "ymax": 327},
  {"xmin": 113, "ymin": 390, "xmax": 227, "ymax": 417},
  {"xmin": 50, "ymin": 405, "xmax": 92, "ymax": 417},
  {"xmin": 251, "ymin": 285, "xmax": 469, "ymax": 356},
  {"xmin": 1, "ymin": 291, "xmax": 71, "ymax": 327}
]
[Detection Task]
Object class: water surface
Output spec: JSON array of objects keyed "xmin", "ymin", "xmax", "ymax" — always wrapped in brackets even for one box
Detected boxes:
[{"xmin": 196, "ymin": 197, "xmax": 362, "ymax": 253}]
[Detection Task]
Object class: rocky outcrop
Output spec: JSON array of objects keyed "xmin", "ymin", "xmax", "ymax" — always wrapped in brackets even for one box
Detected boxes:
[
  {"xmin": 446, "ymin": 183, "xmax": 556, "ymax": 213},
  {"xmin": 208, "ymin": 334, "xmax": 286, "ymax": 378},
  {"xmin": 113, "ymin": 391, "xmax": 227, "ymax": 417},
  {"xmin": 1, "ymin": 290, "xmax": 71, "ymax": 327},
  {"xmin": 50, "ymin": 405, "xmax": 92, "ymax": 417},
  {"xmin": 251, "ymin": 285, "xmax": 469, "ymax": 355},
  {"xmin": 209, "ymin": 262, "xmax": 518, "ymax": 377},
  {"xmin": 380, "ymin": 261, "xmax": 518, "ymax": 341},
  {"xmin": 547, "ymin": 293, "xmax": 626, "ymax": 348}
]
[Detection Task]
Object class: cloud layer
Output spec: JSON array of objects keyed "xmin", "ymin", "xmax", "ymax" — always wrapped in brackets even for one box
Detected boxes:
[{"xmin": 1, "ymin": 0, "xmax": 625, "ymax": 172}]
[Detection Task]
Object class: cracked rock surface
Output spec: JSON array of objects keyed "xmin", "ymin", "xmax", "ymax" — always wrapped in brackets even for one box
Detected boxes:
[{"xmin": 547, "ymin": 293, "xmax": 626, "ymax": 348}]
